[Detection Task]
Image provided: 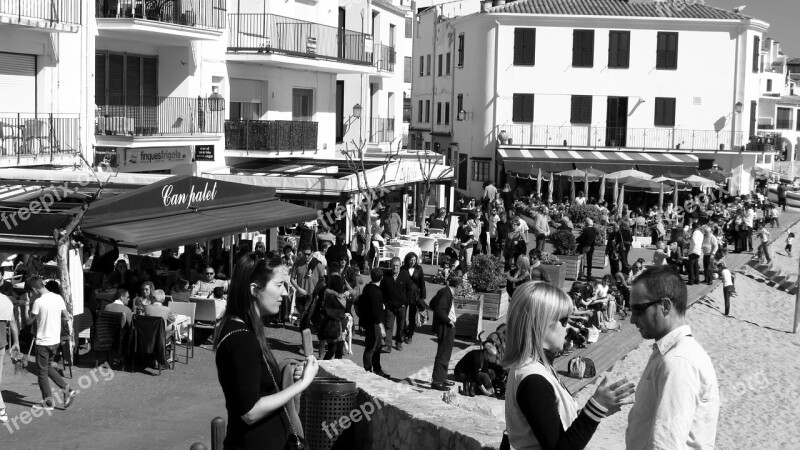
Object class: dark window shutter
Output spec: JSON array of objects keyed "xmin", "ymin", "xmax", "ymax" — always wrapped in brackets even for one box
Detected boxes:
[
  {"xmin": 609, "ymin": 32, "xmax": 618, "ymax": 67},
  {"xmin": 656, "ymin": 33, "xmax": 666, "ymax": 68},
  {"xmin": 667, "ymin": 99, "xmax": 676, "ymax": 126},
  {"xmin": 573, "ymin": 30, "xmax": 594, "ymax": 67},
  {"xmin": 570, "ymin": 96, "xmax": 581, "ymax": 123},
  {"xmin": 527, "ymin": 29, "xmax": 536, "ymax": 65},
  {"xmin": 458, "ymin": 152, "xmax": 468, "ymax": 190},
  {"xmin": 514, "ymin": 29, "xmax": 535, "ymax": 65},
  {"xmin": 126, "ymin": 56, "xmax": 141, "ymax": 103},
  {"xmin": 655, "ymin": 98, "xmax": 664, "ymax": 125},
  {"xmin": 753, "ymin": 36, "xmax": 760, "ymax": 72},
  {"xmin": 107, "ymin": 54, "xmax": 125, "ymax": 107},
  {"xmin": 657, "ymin": 33, "xmax": 678, "ymax": 69},
  {"xmin": 142, "ymin": 57, "xmax": 158, "ymax": 97},
  {"xmin": 95, "ymin": 53, "xmax": 106, "ymax": 105},
  {"xmin": 570, "ymin": 96, "xmax": 592, "ymax": 124},
  {"xmin": 514, "ymin": 29, "xmax": 523, "ymax": 64},
  {"xmin": 618, "ymin": 31, "xmax": 630, "ymax": 67},
  {"xmin": 668, "ymin": 34, "xmax": 678, "ymax": 68},
  {"xmin": 523, "ymin": 95, "xmax": 534, "ymax": 122},
  {"xmin": 655, "ymin": 98, "xmax": 676, "ymax": 126},
  {"xmin": 512, "ymin": 94, "xmax": 522, "ymax": 122}
]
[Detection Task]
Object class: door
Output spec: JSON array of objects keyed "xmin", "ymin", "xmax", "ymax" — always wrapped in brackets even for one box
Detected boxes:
[
  {"xmin": 749, "ymin": 101, "xmax": 757, "ymax": 140},
  {"xmin": 292, "ymin": 89, "xmax": 313, "ymax": 121},
  {"xmin": 338, "ymin": 8, "xmax": 346, "ymax": 59},
  {"xmin": 606, "ymin": 96, "xmax": 628, "ymax": 147},
  {"xmin": 336, "ymin": 81, "xmax": 344, "ymax": 143}
]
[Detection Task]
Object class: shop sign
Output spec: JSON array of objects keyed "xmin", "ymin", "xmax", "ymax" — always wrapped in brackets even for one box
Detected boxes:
[
  {"xmin": 194, "ymin": 145, "xmax": 215, "ymax": 162},
  {"xmin": 162, "ymin": 181, "xmax": 218, "ymax": 207}
]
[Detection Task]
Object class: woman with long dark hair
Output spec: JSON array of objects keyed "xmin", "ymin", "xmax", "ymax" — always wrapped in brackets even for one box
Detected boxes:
[
  {"xmin": 214, "ymin": 252, "xmax": 318, "ymax": 449},
  {"xmin": 402, "ymin": 252, "xmax": 426, "ymax": 345}
]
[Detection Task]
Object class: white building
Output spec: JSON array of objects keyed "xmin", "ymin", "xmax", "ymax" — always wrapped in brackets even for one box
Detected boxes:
[
  {"xmin": 411, "ymin": 0, "xmax": 775, "ymax": 197},
  {"xmin": 0, "ymin": 1, "xmax": 89, "ymax": 169}
]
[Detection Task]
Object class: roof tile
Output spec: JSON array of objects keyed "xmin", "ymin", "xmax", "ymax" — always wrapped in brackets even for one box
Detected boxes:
[{"xmin": 489, "ymin": 0, "xmax": 751, "ymax": 21}]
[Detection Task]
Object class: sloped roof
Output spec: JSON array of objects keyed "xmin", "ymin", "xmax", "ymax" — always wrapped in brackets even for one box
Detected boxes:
[
  {"xmin": 777, "ymin": 96, "xmax": 800, "ymax": 107},
  {"xmin": 789, "ymin": 57, "xmax": 800, "ymax": 64},
  {"xmin": 489, "ymin": 0, "xmax": 751, "ymax": 20}
]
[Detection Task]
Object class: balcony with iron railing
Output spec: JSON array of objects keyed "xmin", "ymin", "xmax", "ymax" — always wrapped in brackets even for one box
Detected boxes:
[
  {"xmin": 0, "ymin": 0, "xmax": 81, "ymax": 32},
  {"xmin": 497, "ymin": 124, "xmax": 746, "ymax": 151},
  {"xmin": 227, "ymin": 13, "xmax": 376, "ymax": 73},
  {"xmin": 95, "ymin": 95, "xmax": 224, "ymax": 137},
  {"xmin": 225, "ymin": 120, "xmax": 318, "ymax": 152},
  {"xmin": 0, "ymin": 114, "xmax": 81, "ymax": 162},
  {"xmin": 373, "ymin": 43, "xmax": 396, "ymax": 73},
  {"xmin": 96, "ymin": 0, "xmax": 225, "ymax": 40},
  {"xmin": 369, "ymin": 118, "xmax": 395, "ymax": 143}
]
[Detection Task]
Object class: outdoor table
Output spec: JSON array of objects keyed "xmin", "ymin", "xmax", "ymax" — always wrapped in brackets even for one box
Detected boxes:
[{"xmin": 386, "ymin": 244, "xmax": 422, "ymax": 262}]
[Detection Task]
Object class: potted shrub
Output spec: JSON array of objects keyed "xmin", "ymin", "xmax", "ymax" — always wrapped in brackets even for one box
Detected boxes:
[
  {"xmin": 590, "ymin": 224, "xmax": 608, "ymax": 270},
  {"xmin": 539, "ymin": 252, "xmax": 566, "ymax": 289},
  {"xmin": 567, "ymin": 204, "xmax": 603, "ymax": 229},
  {"xmin": 551, "ymin": 228, "xmax": 582, "ymax": 281},
  {"xmin": 467, "ymin": 254, "xmax": 508, "ymax": 321},
  {"xmin": 452, "ymin": 279, "xmax": 483, "ymax": 340}
]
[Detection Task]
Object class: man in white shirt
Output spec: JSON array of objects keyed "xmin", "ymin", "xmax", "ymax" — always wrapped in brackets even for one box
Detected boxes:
[
  {"xmin": 627, "ymin": 266, "xmax": 719, "ymax": 449},
  {"xmin": 0, "ymin": 278, "xmax": 19, "ymax": 423},
  {"xmin": 743, "ymin": 206, "xmax": 755, "ymax": 252},
  {"xmin": 190, "ymin": 266, "xmax": 229, "ymax": 298},
  {"xmin": 687, "ymin": 222, "xmax": 704, "ymax": 285},
  {"xmin": 24, "ymin": 276, "xmax": 77, "ymax": 410}
]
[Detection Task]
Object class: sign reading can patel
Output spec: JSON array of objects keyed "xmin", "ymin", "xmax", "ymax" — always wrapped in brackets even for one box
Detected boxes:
[{"xmin": 162, "ymin": 181, "xmax": 218, "ymax": 207}]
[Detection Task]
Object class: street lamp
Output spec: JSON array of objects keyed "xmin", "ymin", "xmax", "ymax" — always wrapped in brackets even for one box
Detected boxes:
[
  {"xmin": 457, "ymin": 109, "xmax": 471, "ymax": 121},
  {"xmin": 734, "ymin": 101, "xmax": 744, "ymax": 114},
  {"xmin": 352, "ymin": 103, "xmax": 362, "ymax": 118}
]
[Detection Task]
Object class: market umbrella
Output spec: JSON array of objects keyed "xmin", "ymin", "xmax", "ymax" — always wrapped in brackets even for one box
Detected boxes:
[
  {"xmin": 607, "ymin": 169, "xmax": 653, "ymax": 185},
  {"xmin": 625, "ymin": 178, "xmax": 673, "ymax": 193},
  {"xmin": 583, "ymin": 172, "xmax": 589, "ymax": 198},
  {"xmin": 557, "ymin": 169, "xmax": 600, "ymax": 180},
  {"xmin": 585, "ymin": 167, "xmax": 606, "ymax": 177},
  {"xmin": 699, "ymin": 168, "xmax": 732, "ymax": 183},
  {"xmin": 548, "ymin": 172, "xmax": 554, "ymax": 203},
  {"xmin": 682, "ymin": 175, "xmax": 717, "ymax": 189},
  {"xmin": 570, "ymin": 176, "xmax": 576, "ymax": 202},
  {"xmin": 536, "ymin": 168, "xmax": 542, "ymax": 198},
  {"xmin": 673, "ymin": 180, "xmax": 679, "ymax": 207},
  {"xmin": 652, "ymin": 176, "xmax": 690, "ymax": 189},
  {"xmin": 599, "ymin": 174, "xmax": 606, "ymax": 202},
  {"xmin": 658, "ymin": 182, "xmax": 665, "ymax": 209},
  {"xmin": 617, "ymin": 185, "xmax": 625, "ymax": 218},
  {"xmin": 612, "ymin": 177, "xmax": 619, "ymax": 204}
]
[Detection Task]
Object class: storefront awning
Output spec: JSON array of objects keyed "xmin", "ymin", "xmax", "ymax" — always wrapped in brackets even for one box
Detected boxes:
[
  {"xmin": 498, "ymin": 148, "xmax": 699, "ymax": 178},
  {"xmin": 0, "ymin": 210, "xmax": 75, "ymax": 254},
  {"xmin": 81, "ymin": 175, "xmax": 319, "ymax": 254}
]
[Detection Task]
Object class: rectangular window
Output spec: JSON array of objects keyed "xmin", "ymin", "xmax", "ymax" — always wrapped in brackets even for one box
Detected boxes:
[
  {"xmin": 457, "ymin": 33, "xmax": 464, "ymax": 67},
  {"xmin": 570, "ymin": 95, "xmax": 592, "ymax": 124},
  {"xmin": 472, "ymin": 160, "xmax": 490, "ymax": 182},
  {"xmin": 572, "ymin": 30, "xmax": 594, "ymax": 67},
  {"xmin": 512, "ymin": 94, "xmax": 534, "ymax": 122},
  {"xmin": 514, "ymin": 28, "xmax": 536, "ymax": 65},
  {"xmin": 445, "ymin": 102, "xmax": 450, "ymax": 125},
  {"xmin": 425, "ymin": 100, "xmax": 430, "ymax": 122},
  {"xmin": 777, "ymin": 107, "xmax": 792, "ymax": 129},
  {"xmin": 457, "ymin": 152, "xmax": 468, "ymax": 189},
  {"xmin": 425, "ymin": 141, "xmax": 431, "ymax": 150},
  {"xmin": 753, "ymin": 36, "xmax": 761, "ymax": 73},
  {"xmin": 437, "ymin": 102, "xmax": 442, "ymax": 124},
  {"xmin": 403, "ymin": 98, "xmax": 411, "ymax": 123},
  {"xmin": 457, "ymin": 94, "xmax": 463, "ymax": 116},
  {"xmin": 446, "ymin": 52, "xmax": 451, "ymax": 75},
  {"xmin": 767, "ymin": 79, "xmax": 773, "ymax": 92},
  {"xmin": 404, "ymin": 57, "xmax": 412, "ymax": 83},
  {"xmin": 438, "ymin": 54, "xmax": 443, "ymax": 76},
  {"xmin": 656, "ymin": 32, "xmax": 678, "ymax": 69},
  {"xmin": 654, "ymin": 97, "xmax": 676, "ymax": 127},
  {"xmin": 796, "ymin": 112, "xmax": 800, "ymax": 131},
  {"xmin": 95, "ymin": 51, "xmax": 158, "ymax": 106},
  {"xmin": 419, "ymin": 55, "xmax": 424, "ymax": 76},
  {"xmin": 405, "ymin": 17, "xmax": 412, "ymax": 38},
  {"xmin": 608, "ymin": 31, "xmax": 630, "ymax": 68},
  {"xmin": 426, "ymin": 54, "xmax": 431, "ymax": 75},
  {"xmin": 418, "ymin": 100, "xmax": 423, "ymax": 122},
  {"xmin": 292, "ymin": 89, "xmax": 314, "ymax": 121}
]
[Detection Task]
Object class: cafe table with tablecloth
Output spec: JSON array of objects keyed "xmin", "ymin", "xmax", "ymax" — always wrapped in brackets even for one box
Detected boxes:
[{"xmin": 385, "ymin": 242, "xmax": 422, "ymax": 262}]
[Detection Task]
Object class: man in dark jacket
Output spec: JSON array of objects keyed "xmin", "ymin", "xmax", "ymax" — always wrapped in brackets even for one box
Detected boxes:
[
  {"xmin": 359, "ymin": 269, "xmax": 388, "ymax": 378},
  {"xmin": 576, "ymin": 218, "xmax": 598, "ymax": 279},
  {"xmin": 429, "ymin": 277, "xmax": 462, "ymax": 391},
  {"xmin": 381, "ymin": 257, "xmax": 413, "ymax": 352}
]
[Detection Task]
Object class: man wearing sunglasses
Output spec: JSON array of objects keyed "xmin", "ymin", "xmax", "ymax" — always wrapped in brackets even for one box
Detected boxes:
[
  {"xmin": 190, "ymin": 265, "xmax": 229, "ymax": 298},
  {"xmin": 626, "ymin": 266, "xmax": 719, "ymax": 450}
]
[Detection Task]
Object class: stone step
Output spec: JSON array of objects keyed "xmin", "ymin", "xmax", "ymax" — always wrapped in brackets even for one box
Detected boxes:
[
  {"xmin": 788, "ymin": 285, "xmax": 798, "ymax": 295},
  {"xmin": 772, "ymin": 276, "xmax": 787, "ymax": 285},
  {"xmin": 781, "ymin": 280, "xmax": 797, "ymax": 291},
  {"xmin": 764, "ymin": 269, "xmax": 780, "ymax": 278}
]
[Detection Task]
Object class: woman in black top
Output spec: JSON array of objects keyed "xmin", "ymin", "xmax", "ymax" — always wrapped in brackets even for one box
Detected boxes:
[
  {"xmin": 401, "ymin": 252, "xmax": 426, "ymax": 344},
  {"xmin": 214, "ymin": 252, "xmax": 319, "ymax": 450}
]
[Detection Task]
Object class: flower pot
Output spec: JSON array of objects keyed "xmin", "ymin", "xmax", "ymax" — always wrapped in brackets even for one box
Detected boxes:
[
  {"xmin": 589, "ymin": 245, "xmax": 608, "ymax": 270},
  {"xmin": 479, "ymin": 290, "xmax": 508, "ymax": 321},
  {"xmin": 542, "ymin": 264, "xmax": 566, "ymax": 289},
  {"xmin": 558, "ymin": 254, "xmax": 583, "ymax": 281},
  {"xmin": 454, "ymin": 294, "xmax": 484, "ymax": 340}
]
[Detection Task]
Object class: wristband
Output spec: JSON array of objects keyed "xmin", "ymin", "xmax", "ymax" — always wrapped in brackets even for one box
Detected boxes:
[{"xmin": 584, "ymin": 397, "xmax": 608, "ymax": 422}]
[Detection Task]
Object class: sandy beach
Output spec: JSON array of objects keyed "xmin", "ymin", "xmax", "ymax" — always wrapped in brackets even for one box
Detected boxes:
[{"xmin": 579, "ymin": 223, "xmax": 800, "ymax": 450}]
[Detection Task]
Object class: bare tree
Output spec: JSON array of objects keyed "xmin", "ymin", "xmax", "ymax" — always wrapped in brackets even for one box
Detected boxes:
[{"xmin": 415, "ymin": 150, "xmax": 452, "ymax": 231}]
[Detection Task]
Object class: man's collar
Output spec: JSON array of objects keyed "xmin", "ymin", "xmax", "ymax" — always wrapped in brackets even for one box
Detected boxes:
[{"xmin": 654, "ymin": 324, "xmax": 692, "ymax": 355}]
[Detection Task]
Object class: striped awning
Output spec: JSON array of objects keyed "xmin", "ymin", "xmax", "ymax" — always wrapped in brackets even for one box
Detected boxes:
[{"xmin": 498, "ymin": 148, "xmax": 698, "ymax": 178}]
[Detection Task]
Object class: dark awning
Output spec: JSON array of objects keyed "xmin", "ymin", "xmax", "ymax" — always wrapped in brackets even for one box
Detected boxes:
[
  {"xmin": 81, "ymin": 175, "xmax": 319, "ymax": 254},
  {"xmin": 0, "ymin": 209, "xmax": 75, "ymax": 254},
  {"xmin": 638, "ymin": 165, "xmax": 699, "ymax": 177}
]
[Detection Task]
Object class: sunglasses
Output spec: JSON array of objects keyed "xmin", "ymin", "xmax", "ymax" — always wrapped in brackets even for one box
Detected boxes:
[
  {"xmin": 558, "ymin": 316, "xmax": 570, "ymax": 327},
  {"xmin": 631, "ymin": 298, "xmax": 667, "ymax": 316},
  {"xmin": 206, "ymin": 272, "xmax": 215, "ymax": 275}
]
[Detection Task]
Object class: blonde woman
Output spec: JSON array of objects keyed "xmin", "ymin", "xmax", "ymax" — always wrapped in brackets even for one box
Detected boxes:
[{"xmin": 503, "ymin": 283, "xmax": 635, "ymax": 449}]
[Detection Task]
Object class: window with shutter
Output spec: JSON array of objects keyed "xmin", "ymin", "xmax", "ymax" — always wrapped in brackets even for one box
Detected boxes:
[
  {"xmin": 418, "ymin": 100, "xmax": 423, "ymax": 122},
  {"xmin": 457, "ymin": 34, "xmax": 464, "ymax": 67},
  {"xmin": 425, "ymin": 100, "xmax": 430, "ymax": 122},
  {"xmin": 426, "ymin": 54, "xmax": 431, "ymax": 75},
  {"xmin": 95, "ymin": 54, "xmax": 106, "ymax": 105},
  {"xmin": 513, "ymin": 94, "xmax": 534, "ymax": 122},
  {"xmin": 437, "ymin": 102, "xmax": 442, "ymax": 124},
  {"xmin": 446, "ymin": 53, "xmax": 451, "ymax": 75},
  {"xmin": 572, "ymin": 30, "xmax": 594, "ymax": 67},
  {"xmin": 458, "ymin": 152, "xmax": 468, "ymax": 190},
  {"xmin": 419, "ymin": 55, "xmax": 424, "ymax": 76},
  {"xmin": 654, "ymin": 98, "xmax": 676, "ymax": 126},
  {"xmin": 445, "ymin": 102, "xmax": 450, "ymax": 125},
  {"xmin": 656, "ymin": 32, "xmax": 678, "ymax": 69},
  {"xmin": 570, "ymin": 96, "xmax": 592, "ymax": 124},
  {"xmin": 404, "ymin": 57, "xmax": 412, "ymax": 83},
  {"xmin": 608, "ymin": 31, "xmax": 630, "ymax": 68},
  {"xmin": 438, "ymin": 54, "xmax": 443, "ymax": 77},
  {"xmin": 514, "ymin": 28, "xmax": 536, "ymax": 65},
  {"xmin": 457, "ymin": 94, "xmax": 463, "ymax": 115},
  {"xmin": 753, "ymin": 36, "xmax": 761, "ymax": 73}
]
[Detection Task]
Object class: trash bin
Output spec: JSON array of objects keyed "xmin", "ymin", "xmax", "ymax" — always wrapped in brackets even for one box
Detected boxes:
[{"xmin": 300, "ymin": 378, "xmax": 358, "ymax": 450}]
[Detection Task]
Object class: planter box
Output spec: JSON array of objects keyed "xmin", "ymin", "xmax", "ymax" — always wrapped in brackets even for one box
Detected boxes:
[
  {"xmin": 559, "ymin": 254, "xmax": 583, "ymax": 281},
  {"xmin": 479, "ymin": 290, "xmax": 508, "ymax": 321},
  {"xmin": 541, "ymin": 263, "xmax": 566, "ymax": 289},
  {"xmin": 454, "ymin": 294, "xmax": 483, "ymax": 340},
  {"xmin": 589, "ymin": 245, "xmax": 608, "ymax": 270}
]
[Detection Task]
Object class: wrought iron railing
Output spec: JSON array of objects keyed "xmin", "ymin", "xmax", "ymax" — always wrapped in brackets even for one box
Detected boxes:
[
  {"xmin": 0, "ymin": 114, "xmax": 80, "ymax": 158},
  {"xmin": 374, "ymin": 43, "xmax": 395, "ymax": 72},
  {"xmin": 225, "ymin": 120, "xmax": 318, "ymax": 151},
  {"xmin": 227, "ymin": 13, "xmax": 373, "ymax": 66},
  {"xmin": 497, "ymin": 125, "xmax": 746, "ymax": 151},
  {"xmin": 96, "ymin": 95, "xmax": 224, "ymax": 136},
  {"xmin": 0, "ymin": 0, "xmax": 81, "ymax": 26},
  {"xmin": 96, "ymin": 0, "xmax": 226, "ymax": 30},
  {"xmin": 369, "ymin": 118, "xmax": 395, "ymax": 143}
]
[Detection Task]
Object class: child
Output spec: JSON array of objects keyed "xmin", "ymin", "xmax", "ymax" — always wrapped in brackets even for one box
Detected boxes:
[
  {"xmin": 786, "ymin": 232, "xmax": 794, "ymax": 257},
  {"xmin": 433, "ymin": 260, "xmax": 452, "ymax": 284},
  {"xmin": 770, "ymin": 205, "xmax": 780, "ymax": 228}
]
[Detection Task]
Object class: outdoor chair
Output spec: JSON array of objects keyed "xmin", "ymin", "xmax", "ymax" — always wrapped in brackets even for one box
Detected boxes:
[
  {"xmin": 191, "ymin": 298, "xmax": 218, "ymax": 347},
  {"xmin": 428, "ymin": 228, "xmax": 444, "ymax": 236},
  {"xmin": 73, "ymin": 308, "xmax": 94, "ymax": 362},
  {"xmin": 128, "ymin": 315, "xmax": 175, "ymax": 375},
  {"xmin": 92, "ymin": 310, "xmax": 124, "ymax": 368},
  {"xmin": 408, "ymin": 226, "xmax": 421, "ymax": 233},
  {"xmin": 416, "ymin": 236, "xmax": 436, "ymax": 264},
  {"xmin": 372, "ymin": 241, "xmax": 394, "ymax": 268},
  {"xmin": 169, "ymin": 301, "xmax": 196, "ymax": 361},
  {"xmin": 434, "ymin": 238, "xmax": 454, "ymax": 265}
]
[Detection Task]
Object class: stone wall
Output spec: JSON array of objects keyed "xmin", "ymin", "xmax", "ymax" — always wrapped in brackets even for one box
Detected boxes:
[{"xmin": 316, "ymin": 359, "xmax": 504, "ymax": 450}]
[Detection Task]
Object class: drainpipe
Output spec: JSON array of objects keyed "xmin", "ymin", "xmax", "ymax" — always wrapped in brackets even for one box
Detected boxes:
[
  {"xmin": 431, "ymin": 7, "xmax": 437, "ymax": 148},
  {"xmin": 731, "ymin": 19, "xmax": 744, "ymax": 153},
  {"xmin": 492, "ymin": 19, "xmax": 500, "ymax": 183}
]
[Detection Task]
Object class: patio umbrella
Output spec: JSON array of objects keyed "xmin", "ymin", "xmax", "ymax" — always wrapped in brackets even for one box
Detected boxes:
[
  {"xmin": 625, "ymin": 178, "xmax": 674, "ymax": 193},
  {"xmin": 557, "ymin": 169, "xmax": 600, "ymax": 180},
  {"xmin": 548, "ymin": 172, "xmax": 554, "ymax": 203},
  {"xmin": 699, "ymin": 168, "xmax": 732, "ymax": 183},
  {"xmin": 607, "ymin": 169, "xmax": 653, "ymax": 185},
  {"xmin": 585, "ymin": 167, "xmax": 606, "ymax": 177},
  {"xmin": 617, "ymin": 185, "xmax": 625, "ymax": 218},
  {"xmin": 612, "ymin": 177, "xmax": 619, "ymax": 204},
  {"xmin": 658, "ymin": 182, "xmax": 664, "ymax": 209},
  {"xmin": 599, "ymin": 174, "xmax": 606, "ymax": 202},
  {"xmin": 652, "ymin": 176, "xmax": 690, "ymax": 190},
  {"xmin": 536, "ymin": 168, "xmax": 542, "ymax": 198},
  {"xmin": 583, "ymin": 172, "xmax": 589, "ymax": 198},
  {"xmin": 682, "ymin": 175, "xmax": 717, "ymax": 189},
  {"xmin": 570, "ymin": 176, "xmax": 576, "ymax": 202},
  {"xmin": 673, "ymin": 180, "xmax": 679, "ymax": 207}
]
